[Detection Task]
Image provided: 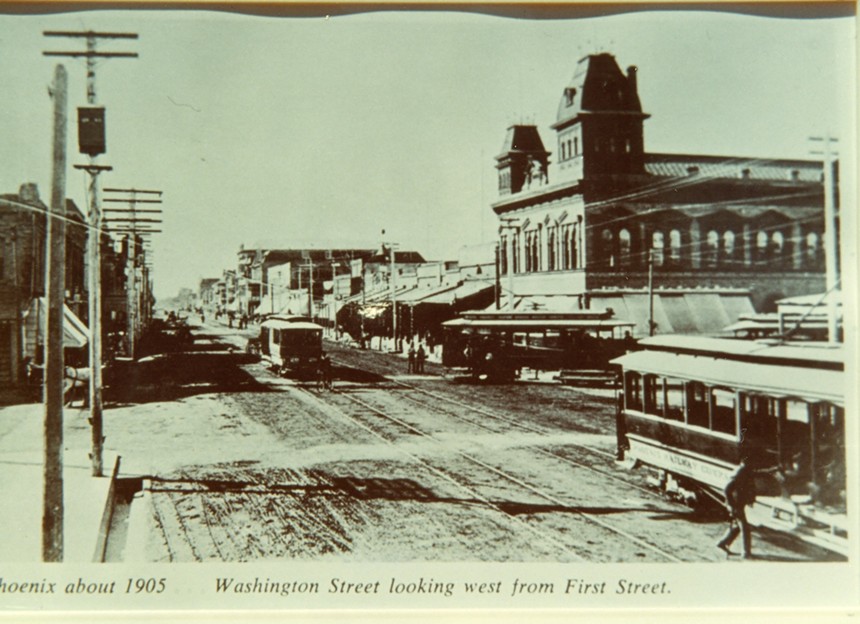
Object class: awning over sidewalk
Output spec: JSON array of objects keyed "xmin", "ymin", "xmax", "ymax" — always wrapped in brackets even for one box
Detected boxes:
[
  {"xmin": 27, "ymin": 298, "xmax": 90, "ymax": 348},
  {"xmin": 487, "ymin": 290, "xmax": 754, "ymax": 338}
]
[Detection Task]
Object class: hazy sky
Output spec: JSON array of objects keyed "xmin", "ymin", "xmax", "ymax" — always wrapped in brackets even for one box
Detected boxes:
[{"xmin": 0, "ymin": 7, "xmax": 854, "ymax": 298}]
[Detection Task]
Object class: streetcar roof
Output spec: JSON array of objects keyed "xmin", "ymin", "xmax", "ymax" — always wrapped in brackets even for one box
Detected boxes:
[
  {"xmin": 261, "ymin": 319, "xmax": 323, "ymax": 331},
  {"xmin": 636, "ymin": 335, "xmax": 843, "ymax": 366},
  {"xmin": 442, "ymin": 318, "xmax": 635, "ymax": 330},
  {"xmin": 612, "ymin": 339, "xmax": 844, "ymax": 403}
]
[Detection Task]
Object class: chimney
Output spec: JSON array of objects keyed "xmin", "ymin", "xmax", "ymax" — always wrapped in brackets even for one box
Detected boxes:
[
  {"xmin": 626, "ymin": 66, "xmax": 638, "ymax": 96},
  {"xmin": 18, "ymin": 183, "xmax": 39, "ymax": 203}
]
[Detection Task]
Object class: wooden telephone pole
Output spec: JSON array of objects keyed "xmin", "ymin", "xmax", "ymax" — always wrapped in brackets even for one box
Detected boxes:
[
  {"xmin": 44, "ymin": 30, "xmax": 138, "ymax": 477},
  {"xmin": 43, "ymin": 64, "xmax": 68, "ymax": 562}
]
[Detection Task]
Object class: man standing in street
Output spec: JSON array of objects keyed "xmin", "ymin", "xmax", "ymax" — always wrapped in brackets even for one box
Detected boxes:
[
  {"xmin": 407, "ymin": 343, "xmax": 416, "ymax": 374},
  {"xmin": 416, "ymin": 344, "xmax": 426, "ymax": 374},
  {"xmin": 717, "ymin": 456, "xmax": 757, "ymax": 559}
]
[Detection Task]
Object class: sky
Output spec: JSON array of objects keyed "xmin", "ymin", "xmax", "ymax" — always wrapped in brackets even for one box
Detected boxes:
[{"xmin": 0, "ymin": 7, "xmax": 855, "ymax": 299}]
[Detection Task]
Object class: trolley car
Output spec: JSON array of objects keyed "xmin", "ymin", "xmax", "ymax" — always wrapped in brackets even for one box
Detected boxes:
[
  {"xmin": 441, "ymin": 309, "xmax": 636, "ymax": 382},
  {"xmin": 611, "ymin": 335, "xmax": 846, "ymax": 519},
  {"xmin": 253, "ymin": 315, "xmax": 323, "ymax": 377}
]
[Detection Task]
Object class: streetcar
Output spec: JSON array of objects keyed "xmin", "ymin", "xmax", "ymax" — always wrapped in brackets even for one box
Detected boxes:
[
  {"xmin": 441, "ymin": 309, "xmax": 636, "ymax": 382},
  {"xmin": 251, "ymin": 315, "xmax": 323, "ymax": 377},
  {"xmin": 611, "ymin": 335, "xmax": 846, "ymax": 539}
]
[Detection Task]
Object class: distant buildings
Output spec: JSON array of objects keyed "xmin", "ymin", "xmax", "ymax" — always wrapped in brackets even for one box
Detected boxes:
[{"xmin": 492, "ymin": 53, "xmax": 831, "ymax": 336}]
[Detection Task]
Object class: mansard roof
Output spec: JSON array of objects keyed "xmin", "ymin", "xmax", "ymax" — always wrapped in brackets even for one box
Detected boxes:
[
  {"xmin": 553, "ymin": 53, "xmax": 644, "ymax": 130},
  {"xmin": 497, "ymin": 125, "xmax": 549, "ymax": 160}
]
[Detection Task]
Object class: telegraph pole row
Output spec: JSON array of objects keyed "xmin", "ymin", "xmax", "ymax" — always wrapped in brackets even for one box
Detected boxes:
[
  {"xmin": 44, "ymin": 29, "xmax": 139, "ymax": 478},
  {"xmin": 103, "ymin": 188, "xmax": 163, "ymax": 360}
]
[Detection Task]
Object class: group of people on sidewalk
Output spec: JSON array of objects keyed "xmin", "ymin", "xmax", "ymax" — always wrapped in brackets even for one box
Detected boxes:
[{"xmin": 407, "ymin": 343, "xmax": 427, "ymax": 374}]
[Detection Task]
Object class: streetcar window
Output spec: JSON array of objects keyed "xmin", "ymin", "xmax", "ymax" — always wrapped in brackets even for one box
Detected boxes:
[
  {"xmin": 665, "ymin": 377, "xmax": 685, "ymax": 422},
  {"xmin": 686, "ymin": 381, "xmax": 709, "ymax": 429},
  {"xmin": 710, "ymin": 388, "xmax": 737, "ymax": 435},
  {"xmin": 786, "ymin": 399, "xmax": 809, "ymax": 423},
  {"xmin": 643, "ymin": 374, "xmax": 662, "ymax": 416},
  {"xmin": 624, "ymin": 371, "xmax": 643, "ymax": 411}
]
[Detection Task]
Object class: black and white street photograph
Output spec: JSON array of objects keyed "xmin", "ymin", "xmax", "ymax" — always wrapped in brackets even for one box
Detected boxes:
[{"xmin": 0, "ymin": 2, "xmax": 856, "ymax": 615}]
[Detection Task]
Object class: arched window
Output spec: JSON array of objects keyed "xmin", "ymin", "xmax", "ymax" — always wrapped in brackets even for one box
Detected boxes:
[
  {"xmin": 571, "ymin": 224, "xmax": 579, "ymax": 269},
  {"xmin": 722, "ymin": 231, "xmax": 736, "ymax": 264},
  {"xmin": 669, "ymin": 229, "xmax": 682, "ymax": 266},
  {"xmin": 499, "ymin": 236, "xmax": 508, "ymax": 275},
  {"xmin": 547, "ymin": 228, "xmax": 556, "ymax": 271},
  {"xmin": 512, "ymin": 233, "xmax": 520, "ymax": 273},
  {"xmin": 601, "ymin": 228, "xmax": 615, "ymax": 268},
  {"xmin": 771, "ymin": 231, "xmax": 785, "ymax": 255},
  {"xmin": 531, "ymin": 231, "xmax": 540, "ymax": 272},
  {"xmin": 706, "ymin": 230, "xmax": 719, "ymax": 268},
  {"xmin": 806, "ymin": 231, "xmax": 821, "ymax": 268},
  {"xmin": 756, "ymin": 231, "xmax": 769, "ymax": 263},
  {"xmin": 651, "ymin": 231, "xmax": 665, "ymax": 268},
  {"xmin": 619, "ymin": 229, "xmax": 632, "ymax": 267}
]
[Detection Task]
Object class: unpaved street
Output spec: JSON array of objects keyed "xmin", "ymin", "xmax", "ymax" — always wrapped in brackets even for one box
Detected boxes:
[{"xmin": 96, "ymin": 322, "xmax": 840, "ymax": 563}]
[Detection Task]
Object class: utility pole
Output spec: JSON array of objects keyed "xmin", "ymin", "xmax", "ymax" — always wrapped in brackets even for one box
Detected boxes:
[
  {"xmin": 810, "ymin": 135, "xmax": 841, "ymax": 343},
  {"xmin": 103, "ymin": 188, "xmax": 163, "ymax": 360},
  {"xmin": 648, "ymin": 249, "xmax": 656, "ymax": 337},
  {"xmin": 44, "ymin": 29, "xmax": 138, "ymax": 478},
  {"xmin": 383, "ymin": 240, "xmax": 399, "ymax": 351},
  {"xmin": 44, "ymin": 64, "xmax": 68, "ymax": 562}
]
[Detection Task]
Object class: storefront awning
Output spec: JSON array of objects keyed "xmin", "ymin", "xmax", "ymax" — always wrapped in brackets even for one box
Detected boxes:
[{"xmin": 29, "ymin": 298, "xmax": 90, "ymax": 348}]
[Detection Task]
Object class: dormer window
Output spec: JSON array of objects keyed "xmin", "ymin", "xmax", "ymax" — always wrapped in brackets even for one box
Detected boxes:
[{"xmin": 565, "ymin": 87, "xmax": 577, "ymax": 107}]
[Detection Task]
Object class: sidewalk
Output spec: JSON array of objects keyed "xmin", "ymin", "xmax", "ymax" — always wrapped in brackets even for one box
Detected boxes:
[{"xmin": 0, "ymin": 401, "xmax": 115, "ymax": 562}]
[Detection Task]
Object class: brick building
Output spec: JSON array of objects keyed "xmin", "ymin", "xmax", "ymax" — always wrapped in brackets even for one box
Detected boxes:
[
  {"xmin": 492, "ymin": 53, "xmax": 831, "ymax": 336},
  {"xmin": 0, "ymin": 184, "xmax": 88, "ymax": 389}
]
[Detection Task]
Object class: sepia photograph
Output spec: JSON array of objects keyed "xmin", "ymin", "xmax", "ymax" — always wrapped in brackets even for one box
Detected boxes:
[{"xmin": 0, "ymin": 2, "xmax": 856, "ymax": 617}]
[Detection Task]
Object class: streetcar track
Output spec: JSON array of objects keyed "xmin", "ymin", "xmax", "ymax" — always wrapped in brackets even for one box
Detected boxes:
[
  {"xmin": 386, "ymin": 384, "xmax": 665, "ymax": 501},
  {"xmin": 302, "ymin": 383, "xmax": 681, "ymax": 562}
]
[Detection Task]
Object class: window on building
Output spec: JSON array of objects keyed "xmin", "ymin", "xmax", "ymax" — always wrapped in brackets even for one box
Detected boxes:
[
  {"xmin": 601, "ymin": 228, "xmax": 615, "ymax": 268},
  {"xmin": 561, "ymin": 227, "xmax": 571, "ymax": 270},
  {"xmin": 771, "ymin": 231, "xmax": 785, "ymax": 264},
  {"xmin": 806, "ymin": 231, "xmax": 821, "ymax": 268},
  {"xmin": 547, "ymin": 228, "xmax": 556, "ymax": 271},
  {"xmin": 499, "ymin": 236, "xmax": 508, "ymax": 275},
  {"xmin": 651, "ymin": 231, "xmax": 665, "ymax": 268},
  {"xmin": 669, "ymin": 229, "xmax": 682, "ymax": 266},
  {"xmin": 565, "ymin": 87, "xmax": 576, "ymax": 107},
  {"xmin": 531, "ymin": 231, "xmax": 540, "ymax": 272},
  {"xmin": 561, "ymin": 141, "xmax": 567, "ymax": 161},
  {"xmin": 756, "ymin": 230, "xmax": 769, "ymax": 263},
  {"xmin": 722, "ymin": 230, "xmax": 736, "ymax": 265},
  {"xmin": 706, "ymin": 230, "xmax": 719, "ymax": 268},
  {"xmin": 574, "ymin": 137, "xmax": 579, "ymax": 155},
  {"xmin": 618, "ymin": 229, "xmax": 632, "ymax": 267}
]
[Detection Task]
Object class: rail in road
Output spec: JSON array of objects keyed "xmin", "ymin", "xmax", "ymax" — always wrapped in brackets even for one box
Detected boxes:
[{"xmin": 305, "ymin": 380, "xmax": 684, "ymax": 563}]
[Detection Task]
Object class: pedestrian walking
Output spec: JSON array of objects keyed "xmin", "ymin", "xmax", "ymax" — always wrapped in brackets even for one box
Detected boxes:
[
  {"xmin": 416, "ymin": 344, "xmax": 426, "ymax": 374},
  {"xmin": 407, "ymin": 343, "xmax": 416, "ymax": 373},
  {"xmin": 318, "ymin": 353, "xmax": 333, "ymax": 390},
  {"xmin": 717, "ymin": 456, "xmax": 757, "ymax": 559}
]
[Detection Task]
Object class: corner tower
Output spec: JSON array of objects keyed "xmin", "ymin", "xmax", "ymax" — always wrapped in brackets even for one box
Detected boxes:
[
  {"xmin": 495, "ymin": 125, "xmax": 551, "ymax": 196},
  {"xmin": 552, "ymin": 53, "xmax": 649, "ymax": 183}
]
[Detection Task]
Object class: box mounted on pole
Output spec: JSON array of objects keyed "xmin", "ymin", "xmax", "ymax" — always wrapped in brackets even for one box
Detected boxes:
[{"xmin": 77, "ymin": 106, "xmax": 106, "ymax": 156}]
